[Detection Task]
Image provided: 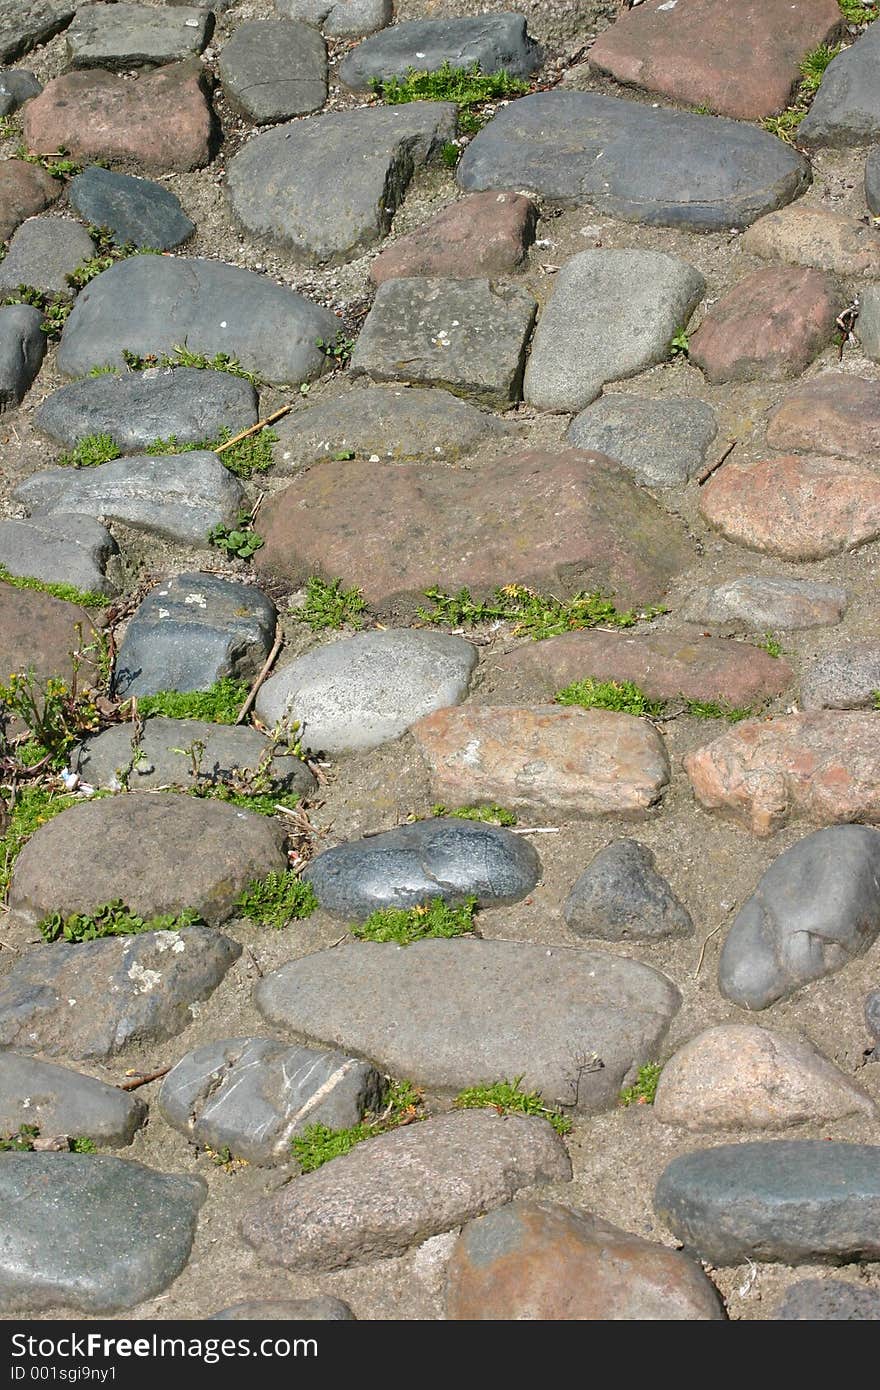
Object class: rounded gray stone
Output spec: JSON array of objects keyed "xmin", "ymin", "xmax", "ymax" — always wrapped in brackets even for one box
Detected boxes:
[
  {"xmin": 0, "ymin": 67, "xmax": 41, "ymax": 115},
  {"xmin": 0, "ymin": 303, "xmax": 45, "ymax": 412},
  {"xmin": 858, "ymin": 283, "xmax": 880, "ymax": 361},
  {"xmin": 0, "ymin": 1052, "xmax": 146, "ymax": 1147},
  {"xmin": 323, "ymin": 0, "xmax": 390, "ymax": 38},
  {"xmin": 66, "ymin": 2, "xmax": 212, "ymax": 70},
  {"xmin": 0, "ymin": 2, "xmax": 75, "ymax": 65},
  {"xmin": 775, "ymin": 1278, "xmax": 880, "ymax": 1320},
  {"xmin": 683, "ymin": 576, "xmax": 849, "ymax": 631},
  {"xmin": 0, "ymin": 1153, "xmax": 205, "ymax": 1313},
  {"xmin": 0, "ymin": 513, "xmax": 118, "ymax": 596},
  {"xmin": 219, "ymin": 20, "xmax": 327, "ymax": 124},
  {"xmin": 210, "ymin": 1297, "xmax": 356, "ymax": 1319},
  {"xmin": 800, "ymin": 641, "xmax": 880, "ymax": 711},
  {"xmin": 566, "ymin": 395, "xmax": 718, "ymax": 487},
  {"xmin": 799, "ymin": 23, "xmax": 880, "ymax": 148},
  {"xmin": 35, "ymin": 366, "xmax": 258, "ymax": 452},
  {"xmin": 0, "ymin": 216, "xmax": 94, "ymax": 301},
  {"xmin": 564, "ymin": 839, "xmax": 694, "ymax": 942},
  {"xmin": 338, "ymin": 13, "xmax": 542, "ymax": 91},
  {"xmin": 718, "ymin": 825, "xmax": 880, "ymax": 1011},
  {"xmin": 256, "ymin": 629, "xmax": 477, "ymax": 753},
  {"xmin": 867, "ymin": 148, "xmax": 880, "ymax": 217},
  {"xmin": 303, "ymin": 816, "xmax": 541, "ymax": 919},
  {"xmin": 68, "ymin": 166, "xmax": 195, "ymax": 251},
  {"xmin": 655, "ymin": 1141, "xmax": 880, "ymax": 1266}
]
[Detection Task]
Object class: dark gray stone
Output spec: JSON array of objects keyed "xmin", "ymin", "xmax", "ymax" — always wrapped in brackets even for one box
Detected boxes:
[
  {"xmin": 338, "ymin": 13, "xmax": 542, "ymax": 91},
  {"xmin": 0, "ymin": 303, "xmax": 45, "ymax": 412},
  {"xmin": 683, "ymin": 576, "xmax": 848, "ymax": 631},
  {"xmin": 114, "ymin": 572, "xmax": 277, "ymax": 699},
  {"xmin": 0, "ymin": 513, "xmax": 118, "ymax": 597},
  {"xmin": 56, "ymin": 255, "xmax": 339, "ymax": 385},
  {"xmin": 564, "ymin": 839, "xmax": 694, "ymax": 942},
  {"xmin": 159, "ymin": 1037, "xmax": 382, "ymax": 1163},
  {"xmin": 0, "ymin": 216, "xmax": 95, "ymax": 301},
  {"xmin": 800, "ymin": 642, "xmax": 880, "ymax": 711},
  {"xmin": 719, "ymin": 825, "xmax": 880, "ymax": 1011},
  {"xmin": 0, "ymin": 1153, "xmax": 205, "ymax": 1313},
  {"xmin": 867, "ymin": 149, "xmax": 880, "ymax": 217},
  {"xmin": 225, "ymin": 103, "xmax": 456, "ymax": 265},
  {"xmin": 566, "ymin": 395, "xmax": 718, "ymax": 488},
  {"xmin": 36, "ymin": 366, "xmax": 257, "ymax": 452},
  {"xmin": 324, "ymin": 0, "xmax": 390, "ymax": 38},
  {"xmin": 799, "ymin": 24, "xmax": 880, "ymax": 148},
  {"xmin": 457, "ymin": 91, "xmax": 811, "ymax": 231},
  {"xmin": 350, "ymin": 277, "xmax": 537, "ymax": 408},
  {"xmin": 775, "ymin": 1279, "xmax": 880, "ymax": 1320},
  {"xmin": 66, "ymin": 3, "xmax": 212, "ymax": 70},
  {"xmin": 0, "ymin": 1052, "xmax": 145, "ymax": 1147},
  {"xmin": 14, "ymin": 452, "xmax": 245, "ymax": 545},
  {"xmin": 73, "ymin": 717, "xmax": 314, "ymax": 796},
  {"xmin": 0, "ymin": 67, "xmax": 41, "ymax": 115},
  {"xmin": 68, "ymin": 166, "xmax": 195, "ymax": 251},
  {"xmin": 255, "ymin": 937, "xmax": 681, "ymax": 1112},
  {"xmin": 655, "ymin": 1141, "xmax": 880, "ymax": 1266},
  {"xmin": 867, "ymin": 989, "xmax": 880, "ymax": 1043},
  {"xmin": 0, "ymin": 1, "xmax": 74, "ymax": 65},
  {"xmin": 0, "ymin": 925, "xmax": 242, "ymax": 1059},
  {"xmin": 303, "ymin": 817, "xmax": 540, "ymax": 919},
  {"xmin": 210, "ymin": 1297, "xmax": 356, "ymax": 1319},
  {"xmin": 219, "ymin": 20, "xmax": 327, "ymax": 124},
  {"xmin": 858, "ymin": 283, "xmax": 880, "ymax": 361}
]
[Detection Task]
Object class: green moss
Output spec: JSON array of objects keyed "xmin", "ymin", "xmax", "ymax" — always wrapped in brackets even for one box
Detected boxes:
[
  {"xmin": 761, "ymin": 41, "xmax": 843, "ymax": 142},
  {"xmin": 454, "ymin": 1076, "xmax": 572, "ymax": 1136},
  {"xmin": 38, "ymin": 900, "xmax": 203, "ymax": 943},
  {"xmin": 134, "ymin": 679, "xmax": 249, "ymax": 724},
  {"xmin": 371, "ymin": 62, "xmax": 529, "ymax": 135},
  {"xmin": 684, "ymin": 698, "xmax": 754, "ymax": 722},
  {"xmin": 430, "ymin": 803, "xmax": 517, "ymax": 826},
  {"xmin": 70, "ymin": 1136, "xmax": 98, "ymax": 1153},
  {"xmin": 799, "ymin": 42, "xmax": 842, "ymax": 90},
  {"xmin": 293, "ymin": 576, "xmax": 366, "ymax": 632},
  {"xmin": 838, "ymin": 0, "xmax": 877, "ymax": 23},
  {"xmin": 234, "ymin": 871, "xmax": 318, "ymax": 929},
  {"xmin": 146, "ymin": 426, "xmax": 278, "ymax": 480},
  {"xmin": 353, "ymin": 895, "xmax": 477, "ymax": 946},
  {"xmin": 57, "ymin": 433, "xmax": 121, "ymax": 469},
  {"xmin": 555, "ymin": 677, "xmax": 665, "ymax": 718},
  {"xmin": 0, "ymin": 787, "xmax": 76, "ymax": 897},
  {"xmin": 291, "ymin": 1079, "xmax": 423, "ymax": 1172},
  {"xmin": 0, "ymin": 563, "xmax": 109, "ymax": 609},
  {"xmin": 194, "ymin": 785, "xmax": 301, "ymax": 818},
  {"xmin": 417, "ymin": 584, "xmax": 667, "ymax": 641},
  {"xmin": 620, "ymin": 1063, "xmax": 662, "ymax": 1107},
  {"xmin": 755, "ymin": 633, "xmax": 782, "ymax": 659}
]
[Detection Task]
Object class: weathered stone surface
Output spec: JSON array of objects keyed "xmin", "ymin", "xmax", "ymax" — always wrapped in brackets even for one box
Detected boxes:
[
  {"xmin": 0, "ymin": 926, "xmax": 241, "ymax": 1059},
  {"xmin": 458, "ymin": 91, "xmax": 811, "ymax": 230},
  {"xmin": 277, "ymin": 0, "xmax": 389, "ymax": 37},
  {"xmin": 73, "ymin": 718, "xmax": 314, "ymax": 796},
  {"xmin": 211, "ymin": 1297, "xmax": 356, "ymax": 1319},
  {"xmin": 700, "ymin": 454, "xmax": 880, "ymax": 559},
  {"xmin": 685, "ymin": 715, "xmax": 880, "ymax": 836},
  {"xmin": 867, "ymin": 990, "xmax": 880, "ymax": 1043},
  {"xmin": 256, "ymin": 629, "xmax": 476, "ymax": 754},
  {"xmin": 775, "ymin": 1279, "xmax": 880, "ymax": 1320},
  {"xmin": 799, "ymin": 22, "xmax": 880, "ymax": 147},
  {"xmin": 15, "ymin": 452, "xmax": 245, "ymax": 546},
  {"xmin": 8, "ymin": 792, "xmax": 287, "ymax": 927},
  {"xmin": 0, "ymin": 216, "xmax": 94, "ymax": 300},
  {"xmin": 370, "ymin": 191, "xmax": 536, "ymax": 284},
  {"xmin": 488, "ymin": 626, "xmax": 792, "ymax": 706},
  {"xmin": 566, "ymin": 394, "xmax": 717, "ymax": 487},
  {"xmin": 255, "ymin": 450, "xmax": 692, "ymax": 613},
  {"xmin": 655, "ymin": 1141, "xmax": 880, "ymax": 1265},
  {"xmin": 690, "ymin": 267, "xmax": 840, "ymax": 384},
  {"xmin": 0, "ymin": 1154, "xmax": 205, "ymax": 1313},
  {"xmin": 684, "ymin": 576, "xmax": 848, "ymax": 631},
  {"xmin": 0, "ymin": 68, "xmax": 41, "ymax": 115},
  {"xmin": 0, "ymin": 585, "xmax": 104, "ymax": 685},
  {"xmin": 113, "ymin": 572, "xmax": 277, "ymax": 699},
  {"xmin": 273, "ymin": 384, "xmax": 511, "ymax": 470},
  {"xmin": 350, "ymin": 277, "xmax": 537, "ymax": 408},
  {"xmin": 744, "ymin": 204, "xmax": 880, "ymax": 279},
  {"xmin": 23, "ymin": 63, "xmax": 214, "ymax": 173},
  {"xmin": 524, "ymin": 250, "xmax": 704, "ymax": 412},
  {"xmin": 800, "ymin": 642, "xmax": 880, "ymax": 711},
  {"xmin": 0, "ymin": 1, "xmax": 74, "ymax": 64},
  {"xmin": 0, "ymin": 513, "xmax": 117, "ymax": 597},
  {"xmin": 867, "ymin": 148, "xmax": 880, "ymax": 215},
  {"xmin": 447, "ymin": 1200, "xmax": 725, "ymax": 1320},
  {"xmin": 855, "ymin": 282, "xmax": 880, "ymax": 360},
  {"xmin": 68, "ymin": 166, "xmax": 195, "ymax": 251},
  {"xmin": 0, "ymin": 303, "xmax": 45, "ymax": 412},
  {"xmin": 242, "ymin": 1110, "xmax": 569, "ymax": 1272},
  {"xmin": 654, "ymin": 1023, "xmax": 876, "ymax": 1130},
  {"xmin": 226, "ymin": 103, "xmax": 456, "ymax": 265},
  {"xmin": 564, "ymin": 840, "xmax": 693, "ymax": 942},
  {"xmin": 219, "ymin": 20, "xmax": 326, "ymax": 124},
  {"xmin": 339, "ymin": 13, "xmax": 542, "ymax": 91},
  {"xmin": 412, "ymin": 706, "xmax": 670, "ymax": 819},
  {"xmin": 766, "ymin": 371, "xmax": 880, "ymax": 458},
  {"xmin": 56, "ymin": 254, "xmax": 338, "ymax": 385},
  {"xmin": 66, "ymin": 4, "xmax": 212, "ymax": 70},
  {"xmin": 0, "ymin": 158, "xmax": 59, "ymax": 241},
  {"xmin": 159, "ymin": 1038, "xmax": 381, "ymax": 1164},
  {"xmin": 0, "ymin": 1053, "xmax": 146, "ymax": 1146},
  {"xmin": 717, "ymin": 825, "xmax": 880, "ymax": 1007},
  {"xmin": 588, "ymin": 0, "xmax": 841, "ymax": 120},
  {"xmin": 255, "ymin": 938, "xmax": 681, "ymax": 1112},
  {"xmin": 303, "ymin": 817, "xmax": 540, "ymax": 919},
  {"xmin": 36, "ymin": 367, "xmax": 257, "ymax": 452}
]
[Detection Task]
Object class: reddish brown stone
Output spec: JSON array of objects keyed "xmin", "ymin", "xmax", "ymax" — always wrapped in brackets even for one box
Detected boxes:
[
  {"xmin": 690, "ymin": 267, "xmax": 841, "ymax": 384},
  {"xmin": 743, "ymin": 205, "xmax": 880, "ymax": 279},
  {"xmin": 766, "ymin": 372, "xmax": 880, "ymax": 459},
  {"xmin": 588, "ymin": 0, "xmax": 841, "ymax": 120},
  {"xmin": 411, "ymin": 704, "xmax": 670, "ymax": 818},
  {"xmin": 0, "ymin": 586, "xmax": 105, "ymax": 686},
  {"xmin": 255, "ymin": 449, "xmax": 692, "ymax": 615},
  {"xmin": 0, "ymin": 158, "xmax": 60, "ymax": 242},
  {"xmin": 369, "ymin": 192, "xmax": 537, "ymax": 285},
  {"xmin": 22, "ymin": 62, "xmax": 213, "ymax": 173},
  {"xmin": 684, "ymin": 711, "xmax": 880, "ymax": 835},
  {"xmin": 487, "ymin": 626, "xmax": 791, "ymax": 706},
  {"xmin": 447, "ymin": 1200, "xmax": 725, "ymax": 1320},
  {"xmin": 700, "ymin": 454, "xmax": 880, "ymax": 559}
]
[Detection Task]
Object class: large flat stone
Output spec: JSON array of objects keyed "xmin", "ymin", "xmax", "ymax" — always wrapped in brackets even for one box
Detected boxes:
[
  {"xmin": 0, "ymin": 585, "xmax": 105, "ymax": 685},
  {"xmin": 766, "ymin": 372, "xmax": 880, "ymax": 459},
  {"xmin": 0, "ymin": 513, "xmax": 118, "ymax": 597},
  {"xmin": 0, "ymin": 303, "xmax": 45, "ymax": 413},
  {"xmin": 690, "ymin": 266, "xmax": 841, "ymax": 383},
  {"xmin": 255, "ymin": 938, "xmax": 681, "ymax": 1112},
  {"xmin": 800, "ymin": 642, "xmax": 880, "ymax": 711},
  {"xmin": 370, "ymin": 191, "xmax": 536, "ymax": 284},
  {"xmin": 799, "ymin": 22, "xmax": 880, "ymax": 147},
  {"xmin": 66, "ymin": 3, "xmax": 212, "ymax": 70},
  {"xmin": 219, "ymin": 20, "xmax": 326, "ymax": 124},
  {"xmin": 776, "ymin": 1280, "xmax": 880, "ymax": 1320},
  {"xmin": 277, "ymin": 0, "xmax": 390, "ymax": 35},
  {"xmin": 68, "ymin": 166, "xmax": 195, "ymax": 252},
  {"xmin": 566, "ymin": 395, "xmax": 717, "ymax": 488},
  {"xmin": 457, "ymin": 91, "xmax": 811, "ymax": 231},
  {"xmin": 226, "ymin": 103, "xmax": 456, "ymax": 265},
  {"xmin": 254, "ymin": 449, "xmax": 693, "ymax": 613},
  {"xmin": 0, "ymin": 1053, "xmax": 146, "ymax": 1147},
  {"xmin": 743, "ymin": 204, "xmax": 880, "ymax": 279},
  {"xmin": 683, "ymin": 576, "xmax": 848, "ymax": 631},
  {"xmin": 338, "ymin": 13, "xmax": 542, "ymax": 90},
  {"xmin": 0, "ymin": 1, "xmax": 74, "ymax": 64},
  {"xmin": 56, "ymin": 254, "xmax": 338, "ymax": 385}
]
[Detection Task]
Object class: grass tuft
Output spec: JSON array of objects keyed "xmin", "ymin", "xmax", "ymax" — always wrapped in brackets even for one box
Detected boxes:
[
  {"xmin": 455, "ymin": 1076, "xmax": 572, "ymax": 1136},
  {"xmin": 293, "ymin": 576, "xmax": 366, "ymax": 632},
  {"xmin": 417, "ymin": 584, "xmax": 666, "ymax": 641},
  {"xmin": 57, "ymin": 433, "xmax": 120, "ymax": 468},
  {"xmin": 556, "ymin": 677, "xmax": 664, "ymax": 718},
  {"xmin": 38, "ymin": 900, "xmax": 202, "ymax": 943},
  {"xmin": 234, "ymin": 870, "xmax": 318, "ymax": 929},
  {"xmin": 133, "ymin": 679, "xmax": 249, "ymax": 724},
  {"xmin": 430, "ymin": 803, "xmax": 517, "ymax": 826},
  {"xmin": 620, "ymin": 1063, "xmax": 662, "ymax": 1107},
  {"xmin": 0, "ymin": 563, "xmax": 108, "ymax": 609},
  {"xmin": 291, "ymin": 1079, "xmax": 423, "ymax": 1172},
  {"xmin": 352, "ymin": 895, "xmax": 477, "ymax": 945},
  {"xmin": 684, "ymin": 698, "xmax": 753, "ymax": 722}
]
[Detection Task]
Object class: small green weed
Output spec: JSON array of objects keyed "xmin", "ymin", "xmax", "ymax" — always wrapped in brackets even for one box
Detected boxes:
[
  {"xmin": 762, "ymin": 106, "xmax": 808, "ymax": 141},
  {"xmin": 70, "ymin": 1136, "xmax": 98, "ymax": 1153},
  {"xmin": 38, "ymin": 900, "xmax": 203, "ymax": 943},
  {"xmin": 799, "ymin": 42, "xmax": 842, "ymax": 91},
  {"xmin": 134, "ymin": 678, "xmax": 249, "ymax": 724},
  {"xmin": 121, "ymin": 345, "xmax": 259, "ymax": 386},
  {"xmin": 755, "ymin": 632, "xmax": 782, "ymax": 659},
  {"xmin": 316, "ymin": 331, "xmax": 355, "ymax": 367},
  {"xmin": 234, "ymin": 870, "xmax": 318, "ymax": 929},
  {"xmin": 417, "ymin": 584, "xmax": 666, "ymax": 641},
  {"xmin": 145, "ymin": 426, "xmax": 277, "ymax": 479},
  {"xmin": 668, "ymin": 328, "xmax": 690, "ymax": 359},
  {"xmin": 684, "ymin": 698, "xmax": 754, "ymax": 722},
  {"xmin": 839, "ymin": 0, "xmax": 878, "ymax": 21},
  {"xmin": 57, "ymin": 433, "xmax": 121, "ymax": 468},
  {"xmin": 352, "ymin": 894, "xmax": 477, "ymax": 946},
  {"xmin": 291, "ymin": 1079, "xmax": 423, "ymax": 1172},
  {"xmin": 873, "ymin": 690, "xmax": 880, "ymax": 710},
  {"xmin": 620, "ymin": 1063, "xmax": 662, "ymax": 1107},
  {"xmin": 762, "ymin": 42, "xmax": 842, "ymax": 142},
  {"xmin": 0, "ymin": 662, "xmax": 101, "ymax": 762},
  {"xmin": 431, "ymin": 802, "xmax": 517, "ymax": 826},
  {"xmin": 0, "ymin": 787, "xmax": 76, "ymax": 897},
  {"xmin": 0, "ymin": 563, "xmax": 108, "ymax": 609},
  {"xmin": 455, "ymin": 1076, "xmax": 572, "ymax": 1136},
  {"xmin": 440, "ymin": 140, "xmax": 461, "ymax": 167},
  {"xmin": 1, "ymin": 284, "xmax": 70, "ymax": 338},
  {"xmin": 0, "ymin": 1124, "xmax": 40, "ymax": 1151},
  {"xmin": 0, "ymin": 115, "xmax": 22, "ymax": 140},
  {"xmin": 14, "ymin": 143, "xmax": 80, "ymax": 178},
  {"xmin": 207, "ymin": 513, "xmax": 264, "ymax": 561},
  {"xmin": 87, "ymin": 363, "xmax": 118, "ymax": 377},
  {"xmin": 556, "ymin": 677, "xmax": 664, "ymax": 718},
  {"xmin": 293, "ymin": 576, "xmax": 366, "ymax": 632}
]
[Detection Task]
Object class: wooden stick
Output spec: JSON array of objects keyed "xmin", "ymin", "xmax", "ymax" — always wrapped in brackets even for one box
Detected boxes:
[
  {"xmin": 697, "ymin": 440, "xmax": 737, "ymax": 486},
  {"xmin": 117, "ymin": 1065, "xmax": 171, "ymax": 1092},
  {"xmin": 235, "ymin": 630, "xmax": 284, "ymax": 725},
  {"xmin": 214, "ymin": 406, "xmax": 292, "ymax": 455},
  {"xmin": 693, "ymin": 923, "xmax": 724, "ymax": 978}
]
